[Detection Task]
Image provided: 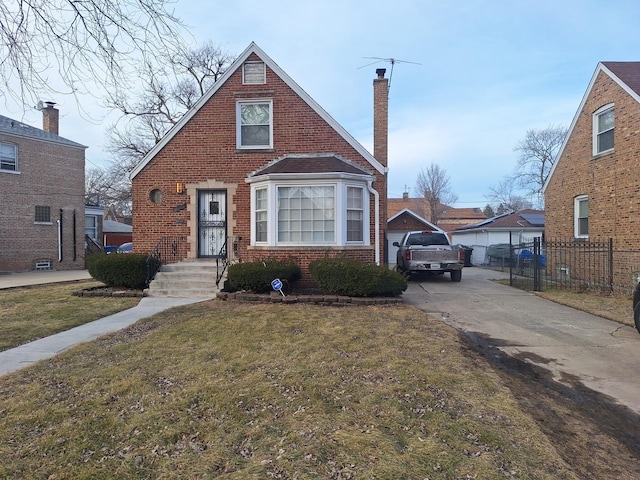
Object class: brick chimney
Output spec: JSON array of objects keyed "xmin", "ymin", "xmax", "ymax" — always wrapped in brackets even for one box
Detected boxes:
[
  {"xmin": 42, "ymin": 101, "xmax": 59, "ymax": 135},
  {"xmin": 373, "ymin": 68, "xmax": 388, "ymax": 167}
]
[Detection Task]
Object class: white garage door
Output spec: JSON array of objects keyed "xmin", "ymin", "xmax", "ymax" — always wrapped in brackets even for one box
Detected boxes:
[{"xmin": 387, "ymin": 231, "xmax": 406, "ymax": 266}]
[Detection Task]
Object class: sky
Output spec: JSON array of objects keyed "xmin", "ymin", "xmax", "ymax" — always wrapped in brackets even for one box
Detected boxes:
[{"xmin": 4, "ymin": 0, "xmax": 640, "ymax": 208}]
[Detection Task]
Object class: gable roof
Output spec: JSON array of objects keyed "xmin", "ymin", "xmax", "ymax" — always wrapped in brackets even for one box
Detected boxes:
[
  {"xmin": 543, "ymin": 61, "xmax": 640, "ymax": 193},
  {"xmin": 130, "ymin": 42, "xmax": 386, "ymax": 180},
  {"xmin": 387, "ymin": 196, "xmax": 486, "ymax": 222},
  {"xmin": 248, "ymin": 154, "xmax": 373, "ymax": 179},
  {"xmin": 0, "ymin": 114, "xmax": 86, "ymax": 149},
  {"xmin": 453, "ymin": 209, "xmax": 545, "ymax": 232},
  {"xmin": 388, "ymin": 207, "xmax": 443, "ymax": 232},
  {"xmin": 103, "ymin": 219, "xmax": 133, "ymax": 234}
]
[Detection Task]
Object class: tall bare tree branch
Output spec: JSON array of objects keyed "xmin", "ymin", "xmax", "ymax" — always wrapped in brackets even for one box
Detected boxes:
[
  {"xmin": 513, "ymin": 124, "xmax": 568, "ymax": 198},
  {"xmin": 0, "ymin": 0, "xmax": 187, "ymax": 107},
  {"xmin": 415, "ymin": 164, "xmax": 458, "ymax": 225}
]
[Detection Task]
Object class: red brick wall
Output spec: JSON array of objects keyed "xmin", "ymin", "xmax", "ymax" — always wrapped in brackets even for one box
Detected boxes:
[
  {"xmin": 132, "ymin": 55, "xmax": 385, "ymax": 275},
  {"xmin": 0, "ymin": 134, "xmax": 85, "ymax": 272},
  {"xmin": 545, "ymin": 70, "xmax": 640, "ymax": 287}
]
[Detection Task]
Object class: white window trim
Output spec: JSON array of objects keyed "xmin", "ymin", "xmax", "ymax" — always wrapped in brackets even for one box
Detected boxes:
[
  {"xmin": 236, "ymin": 99, "xmax": 273, "ymax": 150},
  {"xmin": 592, "ymin": 103, "xmax": 614, "ymax": 156},
  {"xmin": 574, "ymin": 194, "xmax": 588, "ymax": 239},
  {"xmin": 250, "ymin": 179, "xmax": 370, "ymax": 247}
]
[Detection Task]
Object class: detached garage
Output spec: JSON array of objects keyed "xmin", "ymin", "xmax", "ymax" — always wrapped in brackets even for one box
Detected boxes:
[{"xmin": 387, "ymin": 208, "xmax": 442, "ymax": 266}]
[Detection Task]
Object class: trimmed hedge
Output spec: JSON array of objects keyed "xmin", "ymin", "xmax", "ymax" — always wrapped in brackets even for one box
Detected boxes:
[
  {"xmin": 87, "ymin": 253, "xmax": 157, "ymax": 289},
  {"xmin": 309, "ymin": 258, "xmax": 407, "ymax": 297},
  {"xmin": 227, "ymin": 259, "xmax": 301, "ymax": 293}
]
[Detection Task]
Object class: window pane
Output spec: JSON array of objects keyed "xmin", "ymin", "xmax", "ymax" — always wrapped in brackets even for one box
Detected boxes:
[
  {"xmin": 0, "ymin": 142, "xmax": 16, "ymax": 171},
  {"xmin": 241, "ymin": 104, "xmax": 270, "ymax": 125},
  {"xmin": 35, "ymin": 205, "xmax": 51, "ymax": 222},
  {"xmin": 598, "ymin": 130, "xmax": 614, "ymax": 152},
  {"xmin": 578, "ymin": 218, "xmax": 588, "ymax": 236},
  {"xmin": 598, "ymin": 109, "xmax": 614, "ymax": 132},
  {"xmin": 277, "ymin": 186, "xmax": 335, "ymax": 243},
  {"xmin": 578, "ymin": 199, "xmax": 588, "ymax": 217},
  {"xmin": 347, "ymin": 210, "xmax": 363, "ymax": 241},
  {"xmin": 241, "ymin": 125, "xmax": 270, "ymax": 146}
]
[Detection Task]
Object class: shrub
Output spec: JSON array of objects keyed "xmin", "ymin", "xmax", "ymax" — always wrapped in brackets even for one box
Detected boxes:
[
  {"xmin": 309, "ymin": 258, "xmax": 407, "ymax": 297},
  {"xmin": 227, "ymin": 259, "xmax": 301, "ymax": 293},
  {"xmin": 87, "ymin": 253, "xmax": 157, "ymax": 289}
]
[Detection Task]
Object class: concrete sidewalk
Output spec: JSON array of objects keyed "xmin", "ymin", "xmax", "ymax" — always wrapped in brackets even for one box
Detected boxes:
[
  {"xmin": 0, "ymin": 296, "xmax": 212, "ymax": 376},
  {"xmin": 0, "ymin": 269, "xmax": 92, "ymax": 289},
  {"xmin": 0, "ymin": 269, "xmax": 213, "ymax": 376}
]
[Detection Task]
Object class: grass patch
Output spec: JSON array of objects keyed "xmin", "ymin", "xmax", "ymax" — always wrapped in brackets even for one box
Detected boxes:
[
  {"xmin": 0, "ymin": 301, "xmax": 577, "ymax": 479},
  {"xmin": 0, "ymin": 281, "xmax": 140, "ymax": 351},
  {"xmin": 495, "ymin": 279, "xmax": 633, "ymax": 327}
]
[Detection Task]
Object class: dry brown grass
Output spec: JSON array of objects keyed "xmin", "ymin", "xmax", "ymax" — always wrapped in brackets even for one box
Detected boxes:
[
  {"xmin": 0, "ymin": 301, "xmax": 578, "ymax": 479},
  {"xmin": 535, "ymin": 289, "xmax": 633, "ymax": 328},
  {"xmin": 0, "ymin": 281, "xmax": 140, "ymax": 351}
]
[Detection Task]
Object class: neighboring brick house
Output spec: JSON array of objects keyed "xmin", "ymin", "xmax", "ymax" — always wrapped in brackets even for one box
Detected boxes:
[
  {"xmin": 130, "ymin": 43, "xmax": 388, "ymax": 283},
  {"xmin": 0, "ymin": 104, "xmax": 87, "ymax": 272},
  {"xmin": 543, "ymin": 62, "xmax": 640, "ymax": 288}
]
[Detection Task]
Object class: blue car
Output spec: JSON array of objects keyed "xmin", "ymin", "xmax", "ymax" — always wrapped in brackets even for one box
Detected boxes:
[{"xmin": 117, "ymin": 242, "xmax": 133, "ymax": 253}]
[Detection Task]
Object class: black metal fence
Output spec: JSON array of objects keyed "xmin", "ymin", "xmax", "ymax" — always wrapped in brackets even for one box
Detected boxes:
[{"xmin": 492, "ymin": 236, "xmax": 619, "ymax": 293}]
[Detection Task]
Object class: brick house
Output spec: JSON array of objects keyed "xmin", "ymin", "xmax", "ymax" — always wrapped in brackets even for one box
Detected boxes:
[
  {"xmin": 543, "ymin": 62, "xmax": 640, "ymax": 288},
  {"xmin": 130, "ymin": 43, "xmax": 388, "ymax": 285},
  {"xmin": 0, "ymin": 104, "xmax": 87, "ymax": 272}
]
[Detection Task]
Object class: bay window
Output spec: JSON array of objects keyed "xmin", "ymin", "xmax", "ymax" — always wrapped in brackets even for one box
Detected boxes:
[{"xmin": 250, "ymin": 180, "xmax": 369, "ymax": 246}]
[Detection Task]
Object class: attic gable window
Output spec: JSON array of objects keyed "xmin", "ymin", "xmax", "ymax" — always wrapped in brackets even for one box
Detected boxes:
[
  {"xmin": 243, "ymin": 62, "xmax": 266, "ymax": 84},
  {"xmin": 593, "ymin": 104, "xmax": 614, "ymax": 155},
  {"xmin": 0, "ymin": 142, "xmax": 17, "ymax": 172},
  {"xmin": 237, "ymin": 100, "xmax": 273, "ymax": 149}
]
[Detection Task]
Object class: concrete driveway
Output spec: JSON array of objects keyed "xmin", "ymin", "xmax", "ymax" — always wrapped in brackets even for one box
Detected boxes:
[{"xmin": 402, "ymin": 266, "xmax": 640, "ymax": 415}]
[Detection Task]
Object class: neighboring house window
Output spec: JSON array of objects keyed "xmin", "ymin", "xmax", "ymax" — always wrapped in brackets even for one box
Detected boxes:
[
  {"xmin": 593, "ymin": 104, "xmax": 614, "ymax": 155},
  {"xmin": 85, "ymin": 215, "xmax": 98, "ymax": 240},
  {"xmin": 278, "ymin": 186, "xmax": 335, "ymax": 243},
  {"xmin": 35, "ymin": 205, "xmax": 51, "ymax": 223},
  {"xmin": 0, "ymin": 142, "xmax": 17, "ymax": 171},
  {"xmin": 237, "ymin": 100, "xmax": 273, "ymax": 149},
  {"xmin": 346, "ymin": 186, "xmax": 364, "ymax": 242},
  {"xmin": 574, "ymin": 195, "xmax": 588, "ymax": 238},
  {"xmin": 243, "ymin": 62, "xmax": 266, "ymax": 84},
  {"xmin": 255, "ymin": 187, "xmax": 268, "ymax": 242}
]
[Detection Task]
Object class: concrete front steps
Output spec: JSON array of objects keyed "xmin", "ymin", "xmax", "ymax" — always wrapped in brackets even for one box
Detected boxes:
[{"xmin": 144, "ymin": 260, "xmax": 227, "ymax": 298}]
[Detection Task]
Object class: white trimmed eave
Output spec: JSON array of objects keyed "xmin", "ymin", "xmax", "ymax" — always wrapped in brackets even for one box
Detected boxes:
[
  {"xmin": 246, "ymin": 172, "xmax": 375, "ymax": 184},
  {"xmin": 543, "ymin": 62, "xmax": 640, "ymax": 194},
  {"xmin": 0, "ymin": 129, "xmax": 87, "ymax": 150},
  {"xmin": 130, "ymin": 42, "xmax": 387, "ymax": 181},
  {"xmin": 387, "ymin": 208, "xmax": 442, "ymax": 232}
]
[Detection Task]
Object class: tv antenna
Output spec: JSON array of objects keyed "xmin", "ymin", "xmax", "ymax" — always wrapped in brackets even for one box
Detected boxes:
[{"xmin": 359, "ymin": 57, "xmax": 421, "ymax": 90}]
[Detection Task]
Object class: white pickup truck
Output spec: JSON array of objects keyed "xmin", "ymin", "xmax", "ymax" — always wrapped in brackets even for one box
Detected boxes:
[{"xmin": 393, "ymin": 230, "xmax": 464, "ymax": 282}]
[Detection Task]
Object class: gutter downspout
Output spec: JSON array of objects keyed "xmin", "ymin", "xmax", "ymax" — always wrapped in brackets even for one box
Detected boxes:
[
  {"xmin": 367, "ymin": 179, "xmax": 380, "ymax": 265},
  {"xmin": 57, "ymin": 218, "xmax": 62, "ymax": 262}
]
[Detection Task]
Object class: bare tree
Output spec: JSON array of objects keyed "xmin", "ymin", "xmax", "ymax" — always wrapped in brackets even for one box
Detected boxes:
[
  {"xmin": 84, "ymin": 43, "xmax": 234, "ymax": 214},
  {"xmin": 85, "ymin": 166, "xmax": 133, "ymax": 216},
  {"xmin": 485, "ymin": 177, "xmax": 533, "ymax": 213},
  {"xmin": 514, "ymin": 124, "xmax": 568, "ymax": 199},
  {"xmin": 415, "ymin": 164, "xmax": 458, "ymax": 225},
  {"xmin": 105, "ymin": 42, "xmax": 234, "ymax": 169},
  {"xmin": 0, "ymin": 0, "xmax": 186, "ymax": 107}
]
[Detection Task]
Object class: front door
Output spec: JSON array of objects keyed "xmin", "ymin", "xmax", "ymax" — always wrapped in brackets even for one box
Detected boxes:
[{"xmin": 198, "ymin": 190, "xmax": 227, "ymax": 258}]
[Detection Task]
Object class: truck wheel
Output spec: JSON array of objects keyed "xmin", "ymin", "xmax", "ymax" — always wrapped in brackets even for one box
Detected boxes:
[
  {"xmin": 634, "ymin": 302, "xmax": 640, "ymax": 334},
  {"xmin": 450, "ymin": 270, "xmax": 462, "ymax": 282}
]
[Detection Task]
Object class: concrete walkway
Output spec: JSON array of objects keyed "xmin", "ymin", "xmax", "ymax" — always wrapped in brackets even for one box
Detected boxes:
[
  {"xmin": 0, "ymin": 269, "xmax": 92, "ymax": 289},
  {"xmin": 0, "ymin": 270, "xmax": 212, "ymax": 376}
]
